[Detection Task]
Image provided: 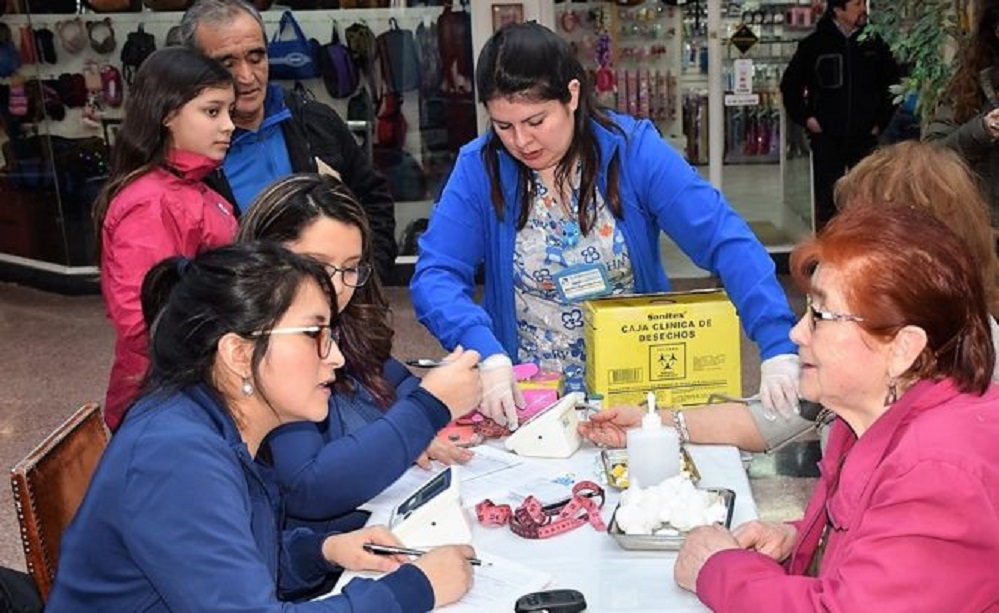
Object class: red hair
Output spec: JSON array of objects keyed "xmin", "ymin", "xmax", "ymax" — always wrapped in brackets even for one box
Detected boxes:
[{"xmin": 791, "ymin": 204, "xmax": 994, "ymax": 394}]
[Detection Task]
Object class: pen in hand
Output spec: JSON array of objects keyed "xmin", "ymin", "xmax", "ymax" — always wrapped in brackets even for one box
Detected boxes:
[{"xmin": 363, "ymin": 542, "xmax": 483, "ymax": 566}]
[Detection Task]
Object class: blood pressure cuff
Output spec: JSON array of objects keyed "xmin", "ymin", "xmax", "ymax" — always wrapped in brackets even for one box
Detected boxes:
[{"xmin": 747, "ymin": 399, "xmax": 816, "ymax": 453}]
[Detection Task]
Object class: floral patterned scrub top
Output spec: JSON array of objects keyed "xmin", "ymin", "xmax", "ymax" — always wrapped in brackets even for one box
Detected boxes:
[{"xmin": 513, "ymin": 167, "xmax": 634, "ymax": 392}]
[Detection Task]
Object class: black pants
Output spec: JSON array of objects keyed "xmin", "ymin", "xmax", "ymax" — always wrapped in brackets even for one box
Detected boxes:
[{"xmin": 809, "ymin": 134, "xmax": 878, "ymax": 231}]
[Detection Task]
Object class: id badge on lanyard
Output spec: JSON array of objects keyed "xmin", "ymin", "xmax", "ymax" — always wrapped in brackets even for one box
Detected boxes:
[{"xmin": 553, "ymin": 263, "xmax": 612, "ymax": 303}]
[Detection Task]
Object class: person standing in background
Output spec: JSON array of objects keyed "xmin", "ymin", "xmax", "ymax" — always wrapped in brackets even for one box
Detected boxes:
[
  {"xmin": 412, "ymin": 23, "xmax": 801, "ymax": 430},
  {"xmin": 780, "ymin": 0, "xmax": 899, "ymax": 230},
  {"xmin": 93, "ymin": 47, "xmax": 237, "ymax": 431},
  {"xmin": 924, "ymin": 2, "xmax": 999, "ymax": 230},
  {"xmin": 179, "ymin": 0, "xmax": 398, "ymax": 281}
]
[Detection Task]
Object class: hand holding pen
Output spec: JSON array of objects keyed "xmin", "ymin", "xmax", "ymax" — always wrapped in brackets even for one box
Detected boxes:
[
  {"xmin": 416, "ymin": 347, "xmax": 483, "ymax": 421},
  {"xmin": 364, "ymin": 542, "xmax": 479, "ymax": 607},
  {"xmin": 363, "ymin": 542, "xmax": 483, "ymax": 566}
]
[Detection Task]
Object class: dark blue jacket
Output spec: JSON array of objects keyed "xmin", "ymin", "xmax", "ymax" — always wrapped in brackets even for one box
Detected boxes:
[
  {"xmin": 47, "ymin": 385, "xmax": 434, "ymax": 612},
  {"xmin": 269, "ymin": 358, "xmax": 449, "ymax": 524}
]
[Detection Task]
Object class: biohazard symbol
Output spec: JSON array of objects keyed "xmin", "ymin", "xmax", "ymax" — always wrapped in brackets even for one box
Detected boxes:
[{"xmin": 650, "ymin": 344, "xmax": 686, "ymax": 381}]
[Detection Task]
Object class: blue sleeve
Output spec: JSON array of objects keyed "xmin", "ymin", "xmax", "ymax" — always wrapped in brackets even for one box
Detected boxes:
[
  {"xmin": 383, "ymin": 357, "xmax": 421, "ymax": 396},
  {"xmin": 410, "ymin": 152, "xmax": 508, "ymax": 358},
  {"xmin": 271, "ymin": 388, "xmax": 451, "ymax": 520},
  {"xmin": 119, "ymin": 429, "xmax": 432, "ymax": 612},
  {"xmin": 627, "ymin": 121, "xmax": 797, "ymax": 359}
]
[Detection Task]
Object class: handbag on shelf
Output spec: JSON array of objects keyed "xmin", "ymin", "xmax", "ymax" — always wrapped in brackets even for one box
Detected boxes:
[{"xmin": 267, "ymin": 11, "xmax": 320, "ymax": 81}]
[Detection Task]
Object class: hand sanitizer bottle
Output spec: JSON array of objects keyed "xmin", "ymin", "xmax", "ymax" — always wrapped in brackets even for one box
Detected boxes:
[{"xmin": 626, "ymin": 391, "xmax": 681, "ymax": 488}]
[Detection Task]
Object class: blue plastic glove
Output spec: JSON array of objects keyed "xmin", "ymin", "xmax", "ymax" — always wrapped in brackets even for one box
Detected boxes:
[{"xmin": 759, "ymin": 354, "xmax": 801, "ymax": 419}]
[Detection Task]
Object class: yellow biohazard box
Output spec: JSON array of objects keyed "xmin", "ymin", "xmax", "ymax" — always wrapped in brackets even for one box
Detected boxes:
[{"xmin": 584, "ymin": 290, "xmax": 741, "ymax": 406}]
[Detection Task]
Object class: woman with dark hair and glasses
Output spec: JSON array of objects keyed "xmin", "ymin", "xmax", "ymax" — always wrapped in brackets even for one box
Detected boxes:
[
  {"xmin": 673, "ymin": 204, "xmax": 999, "ymax": 611},
  {"xmin": 48, "ymin": 242, "xmax": 476, "ymax": 611},
  {"xmin": 93, "ymin": 46, "xmax": 238, "ymax": 432},
  {"xmin": 237, "ymin": 173, "xmax": 482, "ymax": 534}
]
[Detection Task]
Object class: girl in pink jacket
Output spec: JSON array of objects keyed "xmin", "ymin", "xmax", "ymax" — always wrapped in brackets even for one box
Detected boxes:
[
  {"xmin": 675, "ymin": 204, "xmax": 999, "ymax": 611},
  {"xmin": 94, "ymin": 47, "xmax": 237, "ymax": 430}
]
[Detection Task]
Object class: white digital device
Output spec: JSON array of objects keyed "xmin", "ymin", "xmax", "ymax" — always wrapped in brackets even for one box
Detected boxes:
[
  {"xmin": 388, "ymin": 466, "xmax": 472, "ymax": 547},
  {"xmin": 504, "ymin": 392, "xmax": 584, "ymax": 458}
]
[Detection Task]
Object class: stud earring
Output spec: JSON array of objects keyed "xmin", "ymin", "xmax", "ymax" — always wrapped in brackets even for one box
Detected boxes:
[
  {"xmin": 884, "ymin": 378, "xmax": 898, "ymax": 406},
  {"xmin": 241, "ymin": 377, "xmax": 254, "ymax": 397}
]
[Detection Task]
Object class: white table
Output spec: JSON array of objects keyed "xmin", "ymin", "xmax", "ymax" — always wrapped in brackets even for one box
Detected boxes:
[{"xmin": 349, "ymin": 442, "xmax": 757, "ymax": 612}]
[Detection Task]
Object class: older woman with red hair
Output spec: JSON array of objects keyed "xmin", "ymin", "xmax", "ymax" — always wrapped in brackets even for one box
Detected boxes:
[{"xmin": 674, "ymin": 203, "xmax": 999, "ymax": 611}]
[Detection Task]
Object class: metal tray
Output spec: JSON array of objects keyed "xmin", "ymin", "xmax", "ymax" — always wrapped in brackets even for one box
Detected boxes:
[
  {"xmin": 606, "ymin": 488, "xmax": 736, "ymax": 551},
  {"xmin": 599, "ymin": 447, "xmax": 701, "ymax": 489}
]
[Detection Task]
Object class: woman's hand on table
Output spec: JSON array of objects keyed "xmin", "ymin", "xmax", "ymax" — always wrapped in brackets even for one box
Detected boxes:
[
  {"xmin": 577, "ymin": 405, "xmax": 645, "ymax": 447},
  {"xmin": 416, "ymin": 438, "xmax": 474, "ymax": 469},
  {"xmin": 322, "ymin": 525, "xmax": 406, "ymax": 572},
  {"xmin": 732, "ymin": 520, "xmax": 798, "ymax": 562},
  {"xmin": 674, "ymin": 524, "xmax": 741, "ymax": 591},
  {"xmin": 412, "ymin": 544, "xmax": 477, "ymax": 607}
]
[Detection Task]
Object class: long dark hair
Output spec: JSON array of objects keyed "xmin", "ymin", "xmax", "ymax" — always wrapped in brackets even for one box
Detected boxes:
[
  {"xmin": 92, "ymin": 47, "xmax": 234, "ymax": 259},
  {"xmin": 141, "ymin": 241, "xmax": 337, "ymax": 417},
  {"xmin": 475, "ymin": 22, "xmax": 624, "ymax": 234},
  {"xmin": 236, "ymin": 174, "xmax": 395, "ymax": 407},
  {"xmin": 944, "ymin": 4, "xmax": 999, "ymax": 124}
]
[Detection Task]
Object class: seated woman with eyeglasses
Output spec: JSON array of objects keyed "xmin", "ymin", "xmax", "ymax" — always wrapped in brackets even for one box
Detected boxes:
[
  {"xmin": 48, "ymin": 242, "xmax": 476, "ymax": 611},
  {"xmin": 672, "ymin": 204, "xmax": 999, "ymax": 611},
  {"xmin": 236, "ymin": 174, "xmax": 481, "ymax": 534}
]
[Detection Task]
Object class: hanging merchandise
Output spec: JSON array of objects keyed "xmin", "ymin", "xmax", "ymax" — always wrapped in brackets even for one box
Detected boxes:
[
  {"xmin": 120, "ymin": 24, "xmax": 156, "ymax": 86},
  {"xmin": 34, "ymin": 29, "xmax": 56, "ymax": 64},
  {"xmin": 55, "ymin": 18, "xmax": 87, "ymax": 55},
  {"xmin": 143, "ymin": 0, "xmax": 191, "ymax": 10},
  {"xmin": 85, "ymin": 0, "xmax": 139, "ymax": 12},
  {"xmin": 87, "ymin": 19, "xmax": 117, "ymax": 55},
  {"xmin": 267, "ymin": 11, "xmax": 320, "ymax": 81},
  {"xmin": 438, "ymin": 4, "xmax": 472, "ymax": 93},
  {"xmin": 101, "ymin": 64, "xmax": 123, "ymax": 108},
  {"xmin": 414, "ymin": 18, "xmax": 442, "ymax": 94},
  {"xmin": 320, "ymin": 21, "xmax": 359, "ymax": 99},
  {"xmin": 0, "ymin": 23, "xmax": 20, "ymax": 78},
  {"xmin": 18, "ymin": 25, "xmax": 37, "ymax": 65},
  {"xmin": 376, "ymin": 17, "xmax": 421, "ymax": 94}
]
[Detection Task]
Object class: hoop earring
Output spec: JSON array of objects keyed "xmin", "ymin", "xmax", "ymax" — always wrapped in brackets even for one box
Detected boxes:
[
  {"xmin": 884, "ymin": 378, "xmax": 898, "ymax": 406},
  {"xmin": 241, "ymin": 377, "xmax": 254, "ymax": 397}
]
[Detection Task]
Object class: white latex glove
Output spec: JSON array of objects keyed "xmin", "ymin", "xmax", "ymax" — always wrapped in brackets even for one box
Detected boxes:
[
  {"xmin": 478, "ymin": 353, "xmax": 525, "ymax": 430},
  {"xmin": 759, "ymin": 354, "xmax": 801, "ymax": 420}
]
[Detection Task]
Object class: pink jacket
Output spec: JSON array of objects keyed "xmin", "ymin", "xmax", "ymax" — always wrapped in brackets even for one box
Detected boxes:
[
  {"xmin": 698, "ymin": 378, "xmax": 999, "ymax": 612},
  {"xmin": 100, "ymin": 150, "xmax": 236, "ymax": 430}
]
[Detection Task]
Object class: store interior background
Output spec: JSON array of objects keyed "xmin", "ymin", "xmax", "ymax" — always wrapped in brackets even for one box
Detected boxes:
[{"xmin": 0, "ymin": 0, "xmax": 816, "ymax": 290}]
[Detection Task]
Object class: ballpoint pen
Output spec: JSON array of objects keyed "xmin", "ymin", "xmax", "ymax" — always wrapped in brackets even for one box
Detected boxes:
[{"xmin": 363, "ymin": 542, "xmax": 483, "ymax": 566}]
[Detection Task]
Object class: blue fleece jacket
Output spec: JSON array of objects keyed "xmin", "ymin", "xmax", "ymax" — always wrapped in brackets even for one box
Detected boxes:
[
  {"xmin": 223, "ymin": 84, "xmax": 294, "ymax": 212},
  {"xmin": 411, "ymin": 112, "xmax": 796, "ymax": 362},
  {"xmin": 47, "ymin": 385, "xmax": 434, "ymax": 612},
  {"xmin": 269, "ymin": 358, "xmax": 446, "ymax": 523}
]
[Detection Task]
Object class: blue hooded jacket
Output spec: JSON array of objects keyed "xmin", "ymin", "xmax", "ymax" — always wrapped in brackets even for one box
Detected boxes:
[{"xmin": 411, "ymin": 112, "xmax": 796, "ymax": 362}]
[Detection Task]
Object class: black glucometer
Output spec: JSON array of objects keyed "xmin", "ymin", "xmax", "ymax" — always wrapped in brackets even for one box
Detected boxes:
[{"xmin": 514, "ymin": 589, "xmax": 587, "ymax": 613}]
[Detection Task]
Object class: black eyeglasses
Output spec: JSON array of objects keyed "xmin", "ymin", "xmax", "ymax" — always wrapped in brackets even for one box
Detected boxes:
[
  {"xmin": 250, "ymin": 324, "xmax": 340, "ymax": 359},
  {"xmin": 806, "ymin": 297, "xmax": 865, "ymax": 332},
  {"xmin": 326, "ymin": 263, "xmax": 372, "ymax": 288}
]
